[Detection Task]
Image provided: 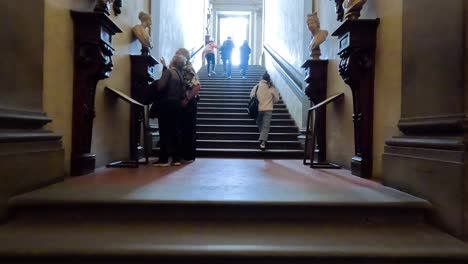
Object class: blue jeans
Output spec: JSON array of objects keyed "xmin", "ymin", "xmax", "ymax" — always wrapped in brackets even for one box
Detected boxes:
[
  {"xmin": 256, "ymin": 111, "xmax": 272, "ymax": 142},
  {"xmin": 240, "ymin": 58, "xmax": 248, "ymax": 76},
  {"xmin": 222, "ymin": 56, "xmax": 232, "ymax": 77},
  {"xmin": 205, "ymin": 53, "xmax": 215, "ymax": 74}
]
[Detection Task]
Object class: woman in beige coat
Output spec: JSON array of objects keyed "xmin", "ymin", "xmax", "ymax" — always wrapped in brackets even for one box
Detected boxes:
[{"xmin": 250, "ymin": 72, "xmax": 280, "ymax": 150}]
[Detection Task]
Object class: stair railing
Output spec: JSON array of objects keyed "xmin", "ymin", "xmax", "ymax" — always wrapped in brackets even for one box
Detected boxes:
[{"xmin": 303, "ymin": 93, "xmax": 344, "ymax": 168}]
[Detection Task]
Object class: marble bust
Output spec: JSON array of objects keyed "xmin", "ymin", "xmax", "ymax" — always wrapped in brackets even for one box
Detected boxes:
[
  {"xmin": 307, "ymin": 12, "xmax": 328, "ymax": 60},
  {"xmin": 94, "ymin": 0, "xmax": 114, "ymax": 15},
  {"xmin": 132, "ymin": 11, "xmax": 153, "ymax": 55},
  {"xmin": 343, "ymin": 0, "xmax": 367, "ymax": 20}
]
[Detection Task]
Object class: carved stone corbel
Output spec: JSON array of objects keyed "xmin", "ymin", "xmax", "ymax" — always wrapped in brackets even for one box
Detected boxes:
[
  {"xmin": 113, "ymin": 0, "xmax": 123, "ymax": 15},
  {"xmin": 332, "ymin": 19, "xmax": 379, "ymax": 178},
  {"xmin": 329, "ymin": 0, "xmax": 345, "ymax": 21},
  {"xmin": 130, "ymin": 55, "xmax": 158, "ymax": 160},
  {"xmin": 70, "ymin": 11, "xmax": 122, "ymax": 176},
  {"xmin": 302, "ymin": 59, "xmax": 329, "ymax": 162}
]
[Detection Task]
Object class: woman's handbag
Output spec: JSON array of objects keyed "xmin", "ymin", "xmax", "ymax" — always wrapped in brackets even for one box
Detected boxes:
[{"xmin": 247, "ymin": 85, "xmax": 259, "ymax": 119}]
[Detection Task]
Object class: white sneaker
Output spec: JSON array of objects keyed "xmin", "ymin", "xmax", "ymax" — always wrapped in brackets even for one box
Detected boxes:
[
  {"xmin": 153, "ymin": 161, "xmax": 170, "ymax": 167},
  {"xmin": 260, "ymin": 141, "xmax": 266, "ymax": 150},
  {"xmin": 208, "ymin": 73, "xmax": 211, "ymax": 77}
]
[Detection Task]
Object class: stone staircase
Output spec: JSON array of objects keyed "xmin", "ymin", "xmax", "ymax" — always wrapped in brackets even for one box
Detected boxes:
[{"xmin": 195, "ymin": 65, "xmax": 303, "ymax": 159}]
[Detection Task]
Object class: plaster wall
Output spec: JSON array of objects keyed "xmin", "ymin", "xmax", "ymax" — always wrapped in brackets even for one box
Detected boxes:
[
  {"xmin": 263, "ymin": 0, "xmax": 311, "ymax": 129},
  {"xmin": 155, "ymin": 0, "xmax": 206, "ymax": 66},
  {"xmin": 314, "ymin": 0, "xmax": 402, "ymax": 178},
  {"xmin": 264, "ymin": 0, "xmax": 310, "ymax": 69},
  {"xmin": 0, "ymin": 0, "xmax": 44, "ymax": 112}
]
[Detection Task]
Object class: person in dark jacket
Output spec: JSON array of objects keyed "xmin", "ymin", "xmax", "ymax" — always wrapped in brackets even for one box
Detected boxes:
[
  {"xmin": 152, "ymin": 55, "xmax": 187, "ymax": 167},
  {"xmin": 220, "ymin": 36, "xmax": 235, "ymax": 78},
  {"xmin": 239, "ymin": 40, "xmax": 251, "ymax": 78}
]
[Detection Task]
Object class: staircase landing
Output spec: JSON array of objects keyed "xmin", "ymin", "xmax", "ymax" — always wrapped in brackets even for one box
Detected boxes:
[
  {"xmin": 2, "ymin": 159, "xmax": 468, "ymax": 262},
  {"xmin": 9, "ymin": 159, "xmax": 427, "ymax": 209}
]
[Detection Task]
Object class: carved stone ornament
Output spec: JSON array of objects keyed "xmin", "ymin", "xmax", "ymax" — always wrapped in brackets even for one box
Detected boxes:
[
  {"xmin": 130, "ymin": 55, "xmax": 158, "ymax": 160},
  {"xmin": 332, "ymin": 19, "xmax": 379, "ymax": 178},
  {"xmin": 343, "ymin": 0, "xmax": 367, "ymax": 20},
  {"xmin": 94, "ymin": 0, "xmax": 114, "ymax": 15},
  {"xmin": 301, "ymin": 59, "xmax": 329, "ymax": 163},
  {"xmin": 70, "ymin": 11, "xmax": 122, "ymax": 176},
  {"xmin": 330, "ymin": 0, "xmax": 345, "ymax": 21},
  {"xmin": 113, "ymin": 0, "xmax": 122, "ymax": 15}
]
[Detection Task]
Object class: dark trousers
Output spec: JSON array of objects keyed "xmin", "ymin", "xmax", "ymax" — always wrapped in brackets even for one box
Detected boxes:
[
  {"xmin": 222, "ymin": 56, "xmax": 232, "ymax": 77},
  {"xmin": 158, "ymin": 99, "xmax": 182, "ymax": 162},
  {"xmin": 181, "ymin": 99, "xmax": 197, "ymax": 160},
  {"xmin": 240, "ymin": 58, "xmax": 248, "ymax": 76},
  {"xmin": 205, "ymin": 53, "xmax": 215, "ymax": 73}
]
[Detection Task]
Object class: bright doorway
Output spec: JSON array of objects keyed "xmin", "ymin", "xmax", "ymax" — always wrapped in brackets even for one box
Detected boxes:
[{"xmin": 217, "ymin": 13, "xmax": 250, "ymax": 65}]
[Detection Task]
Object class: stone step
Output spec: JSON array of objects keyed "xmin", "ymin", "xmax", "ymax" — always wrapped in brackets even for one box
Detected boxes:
[
  {"xmin": 197, "ymin": 112, "xmax": 291, "ymax": 120},
  {"xmin": 199, "ymin": 99, "xmax": 284, "ymax": 104},
  {"xmin": 151, "ymin": 147, "xmax": 305, "ymax": 159},
  {"xmin": 200, "ymin": 87, "xmax": 253, "ymax": 91},
  {"xmin": 198, "ymin": 102, "xmax": 286, "ymax": 109},
  {"xmin": 8, "ymin": 159, "xmax": 430, "ymax": 222},
  {"xmin": 196, "ymin": 148, "xmax": 305, "ymax": 159},
  {"xmin": 197, "ymin": 140, "xmax": 302, "ymax": 150},
  {"xmin": 197, "ymin": 118, "xmax": 295, "ymax": 126},
  {"xmin": 197, "ymin": 132, "xmax": 300, "ymax": 141},
  {"xmin": 198, "ymin": 107, "xmax": 289, "ymax": 114},
  {"xmin": 200, "ymin": 95, "xmax": 252, "ymax": 100},
  {"xmin": 199, "ymin": 73, "xmax": 262, "ymax": 77},
  {"xmin": 199, "ymin": 88, "xmax": 255, "ymax": 92},
  {"xmin": 196, "ymin": 124, "xmax": 299, "ymax": 133},
  {"xmin": 200, "ymin": 81, "xmax": 259, "ymax": 86},
  {"xmin": 199, "ymin": 91, "xmax": 252, "ymax": 96},
  {"xmin": 4, "ymin": 221, "xmax": 465, "ymax": 263}
]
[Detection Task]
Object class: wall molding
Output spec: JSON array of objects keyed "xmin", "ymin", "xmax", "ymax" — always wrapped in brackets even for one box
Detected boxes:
[
  {"xmin": 386, "ymin": 136, "xmax": 465, "ymax": 151},
  {"xmin": 0, "ymin": 108, "xmax": 52, "ymax": 129},
  {"xmin": 398, "ymin": 114, "xmax": 467, "ymax": 135},
  {"xmin": 0, "ymin": 130, "xmax": 61, "ymax": 143},
  {"xmin": 263, "ymin": 43, "xmax": 307, "ymax": 101}
]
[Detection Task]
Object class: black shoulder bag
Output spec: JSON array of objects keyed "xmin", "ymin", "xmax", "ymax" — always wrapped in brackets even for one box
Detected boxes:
[{"xmin": 247, "ymin": 85, "xmax": 259, "ymax": 119}]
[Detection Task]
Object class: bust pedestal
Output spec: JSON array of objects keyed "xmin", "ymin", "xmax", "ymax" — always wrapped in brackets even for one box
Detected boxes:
[
  {"xmin": 301, "ymin": 59, "xmax": 329, "ymax": 162},
  {"xmin": 332, "ymin": 19, "xmax": 379, "ymax": 178},
  {"xmin": 70, "ymin": 11, "xmax": 122, "ymax": 176},
  {"xmin": 130, "ymin": 55, "xmax": 159, "ymax": 161}
]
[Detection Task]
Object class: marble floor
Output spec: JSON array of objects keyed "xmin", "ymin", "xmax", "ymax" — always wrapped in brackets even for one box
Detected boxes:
[{"xmin": 12, "ymin": 158, "xmax": 426, "ymax": 206}]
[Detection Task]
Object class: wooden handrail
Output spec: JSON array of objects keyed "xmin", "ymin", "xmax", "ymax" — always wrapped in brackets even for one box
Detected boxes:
[
  {"xmin": 191, "ymin": 44, "xmax": 204, "ymax": 58},
  {"xmin": 263, "ymin": 44, "xmax": 304, "ymax": 95},
  {"xmin": 308, "ymin": 93, "xmax": 344, "ymax": 112},
  {"xmin": 303, "ymin": 93, "xmax": 344, "ymax": 169}
]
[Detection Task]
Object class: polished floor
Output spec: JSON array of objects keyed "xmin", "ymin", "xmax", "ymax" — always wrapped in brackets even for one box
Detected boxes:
[
  {"xmin": 12, "ymin": 158, "xmax": 426, "ymax": 206},
  {"xmin": 5, "ymin": 159, "xmax": 468, "ymax": 261}
]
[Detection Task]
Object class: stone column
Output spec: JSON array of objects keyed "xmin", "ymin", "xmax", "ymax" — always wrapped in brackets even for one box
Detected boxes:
[
  {"xmin": 0, "ymin": 0, "xmax": 64, "ymax": 219},
  {"xmin": 382, "ymin": 0, "xmax": 467, "ymax": 240}
]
